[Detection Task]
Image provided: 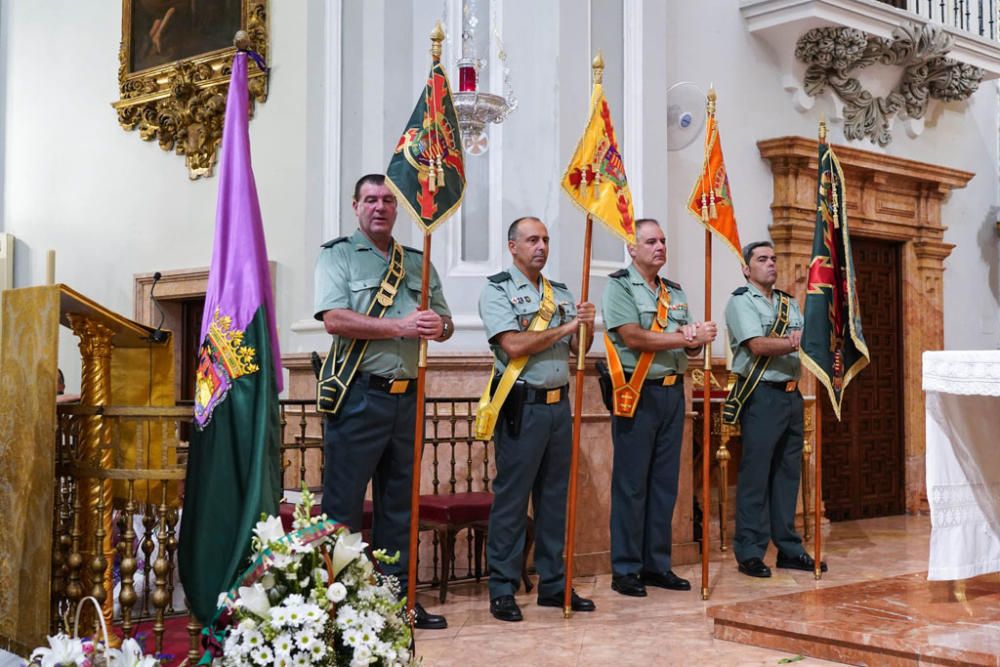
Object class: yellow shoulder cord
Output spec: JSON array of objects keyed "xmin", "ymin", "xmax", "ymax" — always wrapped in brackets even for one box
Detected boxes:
[
  {"xmin": 603, "ymin": 279, "xmax": 670, "ymax": 418},
  {"xmin": 474, "ymin": 277, "xmax": 557, "ymax": 440}
]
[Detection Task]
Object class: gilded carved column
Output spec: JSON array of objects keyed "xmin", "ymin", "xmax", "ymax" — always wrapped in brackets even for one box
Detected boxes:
[{"xmin": 66, "ymin": 314, "xmax": 117, "ymax": 632}]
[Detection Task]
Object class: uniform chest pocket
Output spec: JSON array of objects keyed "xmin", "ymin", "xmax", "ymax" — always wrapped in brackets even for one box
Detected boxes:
[
  {"xmin": 788, "ymin": 311, "xmax": 804, "ymax": 330},
  {"xmin": 512, "ymin": 301, "xmax": 539, "ymax": 331},
  {"xmin": 667, "ymin": 303, "xmax": 689, "ymax": 325},
  {"xmin": 557, "ymin": 300, "xmax": 577, "ymax": 324},
  {"xmin": 405, "ymin": 276, "xmax": 423, "ymax": 295}
]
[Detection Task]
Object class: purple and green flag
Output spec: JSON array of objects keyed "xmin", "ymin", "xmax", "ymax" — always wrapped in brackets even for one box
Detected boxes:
[
  {"xmin": 179, "ymin": 50, "xmax": 283, "ymax": 624},
  {"xmin": 800, "ymin": 140, "xmax": 870, "ymax": 421}
]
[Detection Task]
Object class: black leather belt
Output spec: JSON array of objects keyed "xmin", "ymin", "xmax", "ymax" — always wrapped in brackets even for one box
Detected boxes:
[
  {"xmin": 759, "ymin": 380, "xmax": 798, "ymax": 392},
  {"xmin": 523, "ymin": 384, "xmax": 568, "ymax": 405},
  {"xmin": 643, "ymin": 374, "xmax": 682, "ymax": 387},
  {"xmin": 362, "ymin": 372, "xmax": 416, "ymax": 395}
]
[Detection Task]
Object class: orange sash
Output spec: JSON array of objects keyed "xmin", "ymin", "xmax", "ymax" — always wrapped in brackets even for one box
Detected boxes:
[{"xmin": 603, "ymin": 279, "xmax": 671, "ymax": 418}]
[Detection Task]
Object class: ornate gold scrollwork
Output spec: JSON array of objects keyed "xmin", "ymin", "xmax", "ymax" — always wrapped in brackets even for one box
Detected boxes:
[{"xmin": 112, "ymin": 0, "xmax": 269, "ymax": 179}]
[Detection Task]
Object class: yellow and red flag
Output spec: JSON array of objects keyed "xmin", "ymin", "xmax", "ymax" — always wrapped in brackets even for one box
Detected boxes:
[
  {"xmin": 687, "ymin": 108, "xmax": 742, "ymax": 263},
  {"xmin": 561, "ymin": 83, "xmax": 635, "ymax": 244}
]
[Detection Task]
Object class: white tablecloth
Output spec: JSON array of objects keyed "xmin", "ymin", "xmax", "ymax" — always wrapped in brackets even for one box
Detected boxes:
[{"xmin": 924, "ymin": 350, "xmax": 1000, "ymax": 580}]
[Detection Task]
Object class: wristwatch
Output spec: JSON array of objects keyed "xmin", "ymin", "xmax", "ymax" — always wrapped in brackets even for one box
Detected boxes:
[{"xmin": 442, "ymin": 319, "xmax": 452, "ymax": 338}]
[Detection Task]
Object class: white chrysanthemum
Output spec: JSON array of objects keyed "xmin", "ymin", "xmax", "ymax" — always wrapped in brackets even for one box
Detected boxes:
[
  {"xmin": 293, "ymin": 653, "xmax": 312, "ymax": 667},
  {"xmin": 309, "ymin": 641, "xmax": 328, "ymax": 660},
  {"xmin": 272, "ymin": 632, "xmax": 295, "ymax": 657},
  {"xmin": 251, "ymin": 645, "xmax": 274, "ymax": 665},
  {"xmin": 285, "ymin": 593, "xmax": 305, "ymax": 606},
  {"xmin": 293, "ymin": 628, "xmax": 316, "ymax": 651},
  {"xmin": 269, "ymin": 606, "xmax": 291, "ymax": 627},
  {"xmin": 302, "ymin": 603, "xmax": 324, "ymax": 623},
  {"xmin": 283, "ymin": 605, "xmax": 306, "ymax": 627},
  {"xmin": 327, "ymin": 582, "xmax": 348, "ymax": 603},
  {"xmin": 273, "ymin": 654, "xmax": 294, "ymax": 667},
  {"xmin": 242, "ymin": 629, "xmax": 264, "ymax": 649},
  {"xmin": 336, "ymin": 604, "xmax": 360, "ymax": 628},
  {"xmin": 342, "ymin": 628, "xmax": 362, "ymax": 648}
]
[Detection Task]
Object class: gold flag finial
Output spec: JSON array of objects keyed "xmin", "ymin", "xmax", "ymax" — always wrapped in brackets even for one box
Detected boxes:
[
  {"xmin": 431, "ymin": 22, "xmax": 445, "ymax": 61},
  {"xmin": 592, "ymin": 51, "xmax": 605, "ymax": 85},
  {"xmin": 818, "ymin": 113, "xmax": 828, "ymax": 144},
  {"xmin": 707, "ymin": 85, "xmax": 717, "ymax": 117}
]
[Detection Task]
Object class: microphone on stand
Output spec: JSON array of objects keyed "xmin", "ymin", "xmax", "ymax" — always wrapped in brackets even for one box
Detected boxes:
[{"xmin": 148, "ymin": 271, "xmax": 168, "ymax": 344}]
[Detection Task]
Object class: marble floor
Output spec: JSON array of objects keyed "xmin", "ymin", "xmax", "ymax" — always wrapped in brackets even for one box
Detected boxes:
[{"xmin": 412, "ymin": 514, "xmax": 938, "ymax": 666}]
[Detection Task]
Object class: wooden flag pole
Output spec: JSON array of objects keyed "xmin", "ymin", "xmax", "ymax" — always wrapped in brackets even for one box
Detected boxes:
[
  {"xmin": 700, "ymin": 87, "xmax": 717, "ymax": 601},
  {"xmin": 406, "ymin": 23, "xmax": 445, "ymax": 625},
  {"xmin": 407, "ymin": 230, "xmax": 433, "ymax": 622},
  {"xmin": 813, "ymin": 116, "xmax": 827, "ymax": 581},
  {"xmin": 563, "ymin": 52, "xmax": 604, "ymax": 618},
  {"xmin": 563, "ymin": 213, "xmax": 593, "ymax": 618}
]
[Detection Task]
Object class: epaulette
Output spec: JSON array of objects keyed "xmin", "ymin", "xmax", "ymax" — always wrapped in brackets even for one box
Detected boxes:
[
  {"xmin": 608, "ymin": 269, "xmax": 628, "ymax": 278},
  {"xmin": 320, "ymin": 236, "xmax": 347, "ymax": 248},
  {"xmin": 488, "ymin": 271, "xmax": 511, "ymax": 283},
  {"xmin": 731, "ymin": 286, "xmax": 749, "ymax": 296},
  {"xmin": 663, "ymin": 278, "xmax": 682, "ymax": 290},
  {"xmin": 773, "ymin": 288, "xmax": 792, "ymax": 298},
  {"xmin": 549, "ymin": 280, "xmax": 568, "ymax": 290},
  {"xmin": 402, "ymin": 244, "xmax": 423, "ymax": 254}
]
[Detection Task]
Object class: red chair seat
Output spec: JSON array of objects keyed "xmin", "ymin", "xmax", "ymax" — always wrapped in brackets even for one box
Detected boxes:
[
  {"xmin": 279, "ymin": 498, "xmax": 373, "ymax": 533},
  {"xmin": 419, "ymin": 492, "xmax": 493, "ymax": 525}
]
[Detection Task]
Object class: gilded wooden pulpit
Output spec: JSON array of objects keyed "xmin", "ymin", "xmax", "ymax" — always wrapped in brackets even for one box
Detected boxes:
[{"xmin": 0, "ymin": 284, "xmax": 176, "ymax": 654}]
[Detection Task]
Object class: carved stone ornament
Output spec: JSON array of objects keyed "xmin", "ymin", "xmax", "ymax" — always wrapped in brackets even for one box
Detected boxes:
[
  {"xmin": 796, "ymin": 23, "xmax": 982, "ymax": 146},
  {"xmin": 112, "ymin": 0, "xmax": 269, "ymax": 180}
]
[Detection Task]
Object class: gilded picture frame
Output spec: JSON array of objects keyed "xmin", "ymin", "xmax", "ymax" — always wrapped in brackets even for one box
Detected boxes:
[{"xmin": 113, "ymin": 0, "xmax": 269, "ymax": 179}]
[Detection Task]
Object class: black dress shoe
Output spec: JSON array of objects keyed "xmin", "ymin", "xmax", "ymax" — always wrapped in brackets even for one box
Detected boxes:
[
  {"xmin": 537, "ymin": 589, "xmax": 596, "ymax": 612},
  {"xmin": 413, "ymin": 602, "xmax": 448, "ymax": 630},
  {"xmin": 776, "ymin": 552, "xmax": 828, "ymax": 572},
  {"xmin": 642, "ymin": 570, "xmax": 691, "ymax": 591},
  {"xmin": 489, "ymin": 595, "xmax": 523, "ymax": 622},
  {"xmin": 738, "ymin": 557, "xmax": 772, "ymax": 578},
  {"xmin": 611, "ymin": 574, "xmax": 647, "ymax": 597}
]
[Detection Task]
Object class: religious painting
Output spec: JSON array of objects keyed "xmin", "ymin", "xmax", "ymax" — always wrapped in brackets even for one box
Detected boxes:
[
  {"xmin": 128, "ymin": 0, "xmax": 243, "ymax": 73},
  {"xmin": 113, "ymin": 0, "xmax": 269, "ymax": 179}
]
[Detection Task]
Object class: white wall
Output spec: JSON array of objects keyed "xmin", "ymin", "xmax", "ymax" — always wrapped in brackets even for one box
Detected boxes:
[{"xmin": 2, "ymin": 0, "xmax": 996, "ymax": 395}]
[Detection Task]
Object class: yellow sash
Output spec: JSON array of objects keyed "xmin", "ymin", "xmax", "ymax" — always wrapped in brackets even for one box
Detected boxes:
[
  {"xmin": 603, "ymin": 279, "xmax": 671, "ymax": 418},
  {"xmin": 474, "ymin": 277, "xmax": 557, "ymax": 440}
]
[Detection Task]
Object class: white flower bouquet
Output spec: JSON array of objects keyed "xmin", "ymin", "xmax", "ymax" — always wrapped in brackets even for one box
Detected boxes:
[
  {"xmin": 217, "ymin": 489, "xmax": 414, "ymax": 667},
  {"xmin": 28, "ymin": 596, "xmax": 159, "ymax": 667}
]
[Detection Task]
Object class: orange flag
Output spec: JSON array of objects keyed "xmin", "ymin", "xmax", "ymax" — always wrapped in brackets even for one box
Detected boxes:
[{"xmin": 687, "ymin": 107, "xmax": 742, "ymax": 264}]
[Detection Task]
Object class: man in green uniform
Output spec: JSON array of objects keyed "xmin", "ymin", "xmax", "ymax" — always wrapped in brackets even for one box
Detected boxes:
[
  {"xmin": 601, "ymin": 219, "xmax": 717, "ymax": 597},
  {"xmin": 313, "ymin": 173, "xmax": 454, "ymax": 628},
  {"xmin": 479, "ymin": 216, "xmax": 597, "ymax": 622},
  {"xmin": 724, "ymin": 241, "xmax": 826, "ymax": 578}
]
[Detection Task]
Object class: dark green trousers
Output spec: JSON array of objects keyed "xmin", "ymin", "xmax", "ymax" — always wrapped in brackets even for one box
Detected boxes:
[
  {"xmin": 487, "ymin": 397, "xmax": 572, "ymax": 599},
  {"xmin": 610, "ymin": 380, "xmax": 685, "ymax": 577},
  {"xmin": 733, "ymin": 383, "xmax": 805, "ymax": 563},
  {"xmin": 322, "ymin": 379, "xmax": 416, "ymax": 590}
]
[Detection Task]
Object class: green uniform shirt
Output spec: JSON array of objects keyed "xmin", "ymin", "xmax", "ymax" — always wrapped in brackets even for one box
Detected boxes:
[
  {"xmin": 313, "ymin": 229, "xmax": 451, "ymax": 380},
  {"xmin": 724, "ymin": 283, "xmax": 803, "ymax": 382},
  {"xmin": 479, "ymin": 265, "xmax": 577, "ymax": 389},
  {"xmin": 602, "ymin": 264, "xmax": 692, "ymax": 378}
]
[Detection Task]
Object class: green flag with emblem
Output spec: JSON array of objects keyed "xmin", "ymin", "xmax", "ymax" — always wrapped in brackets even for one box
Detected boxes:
[
  {"xmin": 800, "ymin": 138, "xmax": 870, "ymax": 421},
  {"xmin": 386, "ymin": 59, "xmax": 466, "ymax": 233}
]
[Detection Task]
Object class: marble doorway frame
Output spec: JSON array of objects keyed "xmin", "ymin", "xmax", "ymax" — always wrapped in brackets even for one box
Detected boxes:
[{"xmin": 758, "ymin": 136, "xmax": 973, "ymax": 514}]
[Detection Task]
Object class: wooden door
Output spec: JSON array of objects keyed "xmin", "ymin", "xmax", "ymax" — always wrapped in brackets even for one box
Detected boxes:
[{"xmin": 820, "ymin": 238, "xmax": 905, "ymax": 521}]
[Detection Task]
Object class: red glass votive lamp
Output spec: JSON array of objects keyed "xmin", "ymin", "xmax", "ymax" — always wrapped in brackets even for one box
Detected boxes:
[{"xmin": 458, "ymin": 58, "xmax": 478, "ymax": 92}]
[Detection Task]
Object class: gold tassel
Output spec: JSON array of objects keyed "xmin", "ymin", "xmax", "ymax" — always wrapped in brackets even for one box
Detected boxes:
[
  {"xmin": 709, "ymin": 191, "xmax": 718, "ymax": 219},
  {"xmin": 428, "ymin": 164, "xmax": 437, "ymax": 193},
  {"xmin": 700, "ymin": 194, "xmax": 709, "ymax": 222}
]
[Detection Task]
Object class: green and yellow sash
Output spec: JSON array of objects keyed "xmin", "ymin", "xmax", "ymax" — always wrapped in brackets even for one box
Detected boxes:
[
  {"xmin": 722, "ymin": 292, "xmax": 790, "ymax": 424},
  {"xmin": 317, "ymin": 242, "xmax": 406, "ymax": 415}
]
